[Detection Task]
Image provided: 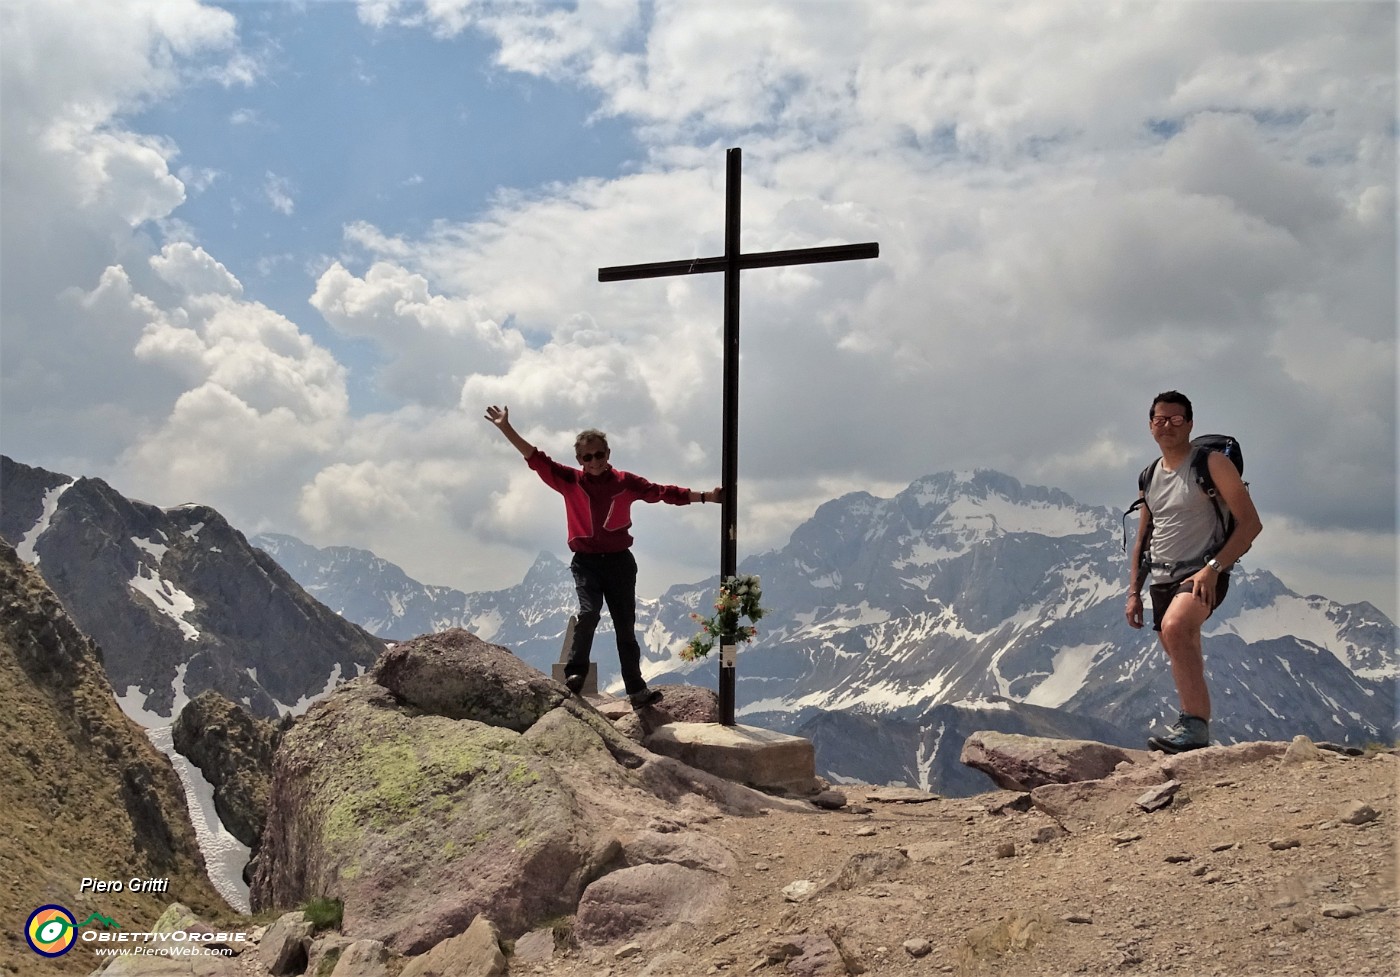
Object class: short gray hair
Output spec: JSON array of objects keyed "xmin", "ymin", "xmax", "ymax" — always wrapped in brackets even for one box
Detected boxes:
[{"xmin": 574, "ymin": 428, "xmax": 609, "ymax": 452}]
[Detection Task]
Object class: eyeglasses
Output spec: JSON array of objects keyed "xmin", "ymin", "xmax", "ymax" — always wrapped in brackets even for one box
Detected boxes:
[
  {"xmin": 1149, "ymin": 414, "xmax": 1188, "ymax": 428},
  {"xmin": 577, "ymin": 450, "xmax": 609, "ymax": 462}
]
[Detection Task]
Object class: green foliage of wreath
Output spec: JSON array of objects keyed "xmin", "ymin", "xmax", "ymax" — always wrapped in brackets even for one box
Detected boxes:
[{"xmin": 683, "ymin": 574, "xmax": 766, "ymax": 662}]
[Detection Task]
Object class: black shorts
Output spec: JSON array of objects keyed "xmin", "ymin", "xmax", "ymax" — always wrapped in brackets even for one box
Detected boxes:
[{"xmin": 1149, "ymin": 574, "xmax": 1230, "ymax": 632}]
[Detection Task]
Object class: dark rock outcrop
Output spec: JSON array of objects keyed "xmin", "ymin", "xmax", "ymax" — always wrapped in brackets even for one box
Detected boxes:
[{"xmin": 172, "ymin": 690, "xmax": 282, "ymax": 849}]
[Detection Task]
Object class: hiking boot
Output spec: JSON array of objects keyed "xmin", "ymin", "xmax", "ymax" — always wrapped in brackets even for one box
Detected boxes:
[
  {"xmin": 564, "ymin": 673, "xmax": 586, "ymax": 696},
  {"xmin": 1148, "ymin": 713, "xmax": 1210, "ymax": 754},
  {"xmin": 628, "ymin": 688, "xmax": 663, "ymax": 710}
]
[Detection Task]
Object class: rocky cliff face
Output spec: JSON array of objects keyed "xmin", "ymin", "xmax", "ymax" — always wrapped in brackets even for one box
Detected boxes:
[
  {"xmin": 0, "ymin": 456, "xmax": 386, "ymax": 723},
  {"xmin": 0, "ymin": 542, "xmax": 227, "ymax": 975}
]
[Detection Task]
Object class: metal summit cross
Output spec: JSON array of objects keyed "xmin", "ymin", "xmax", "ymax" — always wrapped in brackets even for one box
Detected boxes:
[{"xmin": 599, "ymin": 147, "xmax": 879, "ymax": 725}]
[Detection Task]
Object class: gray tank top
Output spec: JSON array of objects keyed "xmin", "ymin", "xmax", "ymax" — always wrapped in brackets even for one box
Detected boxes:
[{"xmin": 1146, "ymin": 456, "xmax": 1229, "ymax": 583}]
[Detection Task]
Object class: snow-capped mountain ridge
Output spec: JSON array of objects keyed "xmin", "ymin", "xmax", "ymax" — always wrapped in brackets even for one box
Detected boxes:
[
  {"xmin": 11, "ymin": 456, "xmax": 1382, "ymax": 797},
  {"xmin": 0, "ymin": 457, "xmax": 385, "ymax": 724}
]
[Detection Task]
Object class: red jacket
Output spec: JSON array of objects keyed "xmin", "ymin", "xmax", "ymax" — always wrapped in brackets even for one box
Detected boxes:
[{"xmin": 526, "ymin": 449, "xmax": 692, "ymax": 553}]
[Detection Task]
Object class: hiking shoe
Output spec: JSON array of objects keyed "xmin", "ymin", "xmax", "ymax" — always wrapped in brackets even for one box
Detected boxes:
[
  {"xmin": 628, "ymin": 688, "xmax": 663, "ymax": 710},
  {"xmin": 1148, "ymin": 713, "xmax": 1210, "ymax": 754},
  {"xmin": 564, "ymin": 673, "xmax": 586, "ymax": 695}
]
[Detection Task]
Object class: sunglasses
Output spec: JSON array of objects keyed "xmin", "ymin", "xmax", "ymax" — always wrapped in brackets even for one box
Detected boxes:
[
  {"xmin": 577, "ymin": 450, "xmax": 609, "ymax": 462},
  {"xmin": 1149, "ymin": 415, "xmax": 1188, "ymax": 428}
]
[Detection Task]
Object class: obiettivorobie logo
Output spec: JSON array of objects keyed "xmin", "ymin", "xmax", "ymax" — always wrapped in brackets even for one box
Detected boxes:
[
  {"xmin": 24, "ymin": 903, "xmax": 248, "ymax": 960},
  {"xmin": 25, "ymin": 905, "xmax": 118, "ymax": 957}
]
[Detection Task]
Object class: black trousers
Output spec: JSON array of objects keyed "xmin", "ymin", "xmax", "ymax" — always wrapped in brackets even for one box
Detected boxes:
[{"xmin": 567, "ymin": 550, "xmax": 646, "ymax": 695}]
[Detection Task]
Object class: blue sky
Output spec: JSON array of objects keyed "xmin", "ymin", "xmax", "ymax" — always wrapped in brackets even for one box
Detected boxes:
[
  {"xmin": 1, "ymin": 0, "xmax": 1395, "ymax": 620},
  {"xmin": 132, "ymin": 1, "xmax": 642, "ymax": 409}
]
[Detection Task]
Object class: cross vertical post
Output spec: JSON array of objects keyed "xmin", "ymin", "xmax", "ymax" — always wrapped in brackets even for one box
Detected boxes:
[
  {"xmin": 719, "ymin": 148, "xmax": 742, "ymax": 721},
  {"xmin": 599, "ymin": 147, "xmax": 879, "ymax": 725}
]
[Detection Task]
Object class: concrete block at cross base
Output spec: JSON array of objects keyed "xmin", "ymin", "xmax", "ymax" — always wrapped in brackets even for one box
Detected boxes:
[
  {"xmin": 551, "ymin": 661, "xmax": 598, "ymax": 695},
  {"xmin": 644, "ymin": 722, "xmax": 818, "ymax": 795}
]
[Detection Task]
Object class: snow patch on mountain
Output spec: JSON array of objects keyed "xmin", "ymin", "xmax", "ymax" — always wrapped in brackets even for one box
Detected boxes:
[
  {"xmin": 132, "ymin": 534, "xmax": 170, "ymax": 562},
  {"xmin": 16, "ymin": 480, "xmax": 72, "ymax": 563},
  {"xmin": 469, "ymin": 608, "xmax": 504, "ymax": 642},
  {"xmin": 894, "ymin": 540, "xmax": 966, "ymax": 568},
  {"xmin": 936, "ymin": 496, "xmax": 1102, "ymax": 537},
  {"xmin": 129, "ymin": 562, "xmax": 201, "ymax": 640},
  {"xmin": 1210, "ymin": 595, "xmax": 1395, "ymax": 678},
  {"xmin": 916, "ymin": 722, "xmax": 945, "ymax": 790},
  {"xmin": 1023, "ymin": 643, "xmax": 1109, "ymax": 708},
  {"xmin": 147, "ymin": 724, "xmax": 251, "ymax": 913},
  {"xmin": 277, "ymin": 663, "xmax": 346, "ymax": 718},
  {"xmin": 115, "ymin": 662, "xmax": 194, "ymax": 726},
  {"xmin": 807, "ymin": 602, "xmax": 890, "ymax": 632}
]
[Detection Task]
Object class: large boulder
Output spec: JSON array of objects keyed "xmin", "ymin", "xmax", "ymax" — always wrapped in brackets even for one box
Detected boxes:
[
  {"xmin": 960, "ymin": 731, "xmax": 1150, "ymax": 791},
  {"xmin": 252, "ymin": 628, "xmax": 803, "ymax": 957},
  {"xmin": 371, "ymin": 629, "xmax": 564, "ymax": 731}
]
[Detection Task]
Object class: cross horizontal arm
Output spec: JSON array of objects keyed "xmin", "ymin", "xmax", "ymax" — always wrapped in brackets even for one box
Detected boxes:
[
  {"xmin": 598, "ymin": 255, "xmax": 728, "ymax": 282},
  {"xmin": 598, "ymin": 241, "xmax": 879, "ymax": 282}
]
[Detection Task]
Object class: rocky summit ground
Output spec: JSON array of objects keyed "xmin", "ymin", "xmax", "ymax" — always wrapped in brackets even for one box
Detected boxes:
[
  {"xmin": 533, "ymin": 744, "xmax": 1395, "ymax": 977},
  {"xmin": 77, "ymin": 737, "xmax": 1393, "ymax": 977}
]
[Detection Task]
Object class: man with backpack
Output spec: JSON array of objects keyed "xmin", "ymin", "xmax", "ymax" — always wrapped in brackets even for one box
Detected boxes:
[{"xmin": 1126, "ymin": 391, "xmax": 1263, "ymax": 753}]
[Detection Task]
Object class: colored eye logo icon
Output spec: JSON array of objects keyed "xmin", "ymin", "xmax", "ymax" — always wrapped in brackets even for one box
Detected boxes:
[{"xmin": 26, "ymin": 905, "xmax": 78, "ymax": 957}]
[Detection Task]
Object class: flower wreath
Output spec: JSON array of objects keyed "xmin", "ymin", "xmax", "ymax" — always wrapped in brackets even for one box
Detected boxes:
[{"xmin": 682, "ymin": 574, "xmax": 767, "ymax": 662}]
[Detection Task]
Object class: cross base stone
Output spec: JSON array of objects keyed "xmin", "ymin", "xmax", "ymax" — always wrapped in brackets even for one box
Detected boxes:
[{"xmin": 643, "ymin": 722, "xmax": 819, "ymax": 795}]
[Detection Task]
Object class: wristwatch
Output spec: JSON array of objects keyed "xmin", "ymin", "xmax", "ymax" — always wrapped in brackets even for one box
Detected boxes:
[{"xmin": 1206, "ymin": 558, "xmax": 1224, "ymax": 573}]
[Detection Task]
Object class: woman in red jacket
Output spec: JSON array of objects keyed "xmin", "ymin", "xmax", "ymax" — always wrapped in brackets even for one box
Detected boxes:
[{"xmin": 485, "ymin": 405, "xmax": 721, "ymax": 708}]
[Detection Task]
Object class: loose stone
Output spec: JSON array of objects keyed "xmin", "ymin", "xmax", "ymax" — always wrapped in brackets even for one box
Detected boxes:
[
  {"xmin": 902, "ymin": 938, "xmax": 932, "ymax": 958},
  {"xmin": 1320, "ymin": 903, "xmax": 1363, "ymax": 919},
  {"xmin": 1337, "ymin": 801, "xmax": 1379, "ymax": 826}
]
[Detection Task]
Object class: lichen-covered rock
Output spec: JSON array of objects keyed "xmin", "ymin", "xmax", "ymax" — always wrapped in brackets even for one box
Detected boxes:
[
  {"xmin": 250, "ymin": 678, "xmax": 587, "ymax": 954},
  {"xmin": 251, "ymin": 629, "xmax": 800, "ymax": 957}
]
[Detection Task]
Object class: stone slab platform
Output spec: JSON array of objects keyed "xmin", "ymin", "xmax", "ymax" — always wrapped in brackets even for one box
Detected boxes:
[{"xmin": 643, "ymin": 722, "xmax": 818, "ymax": 795}]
